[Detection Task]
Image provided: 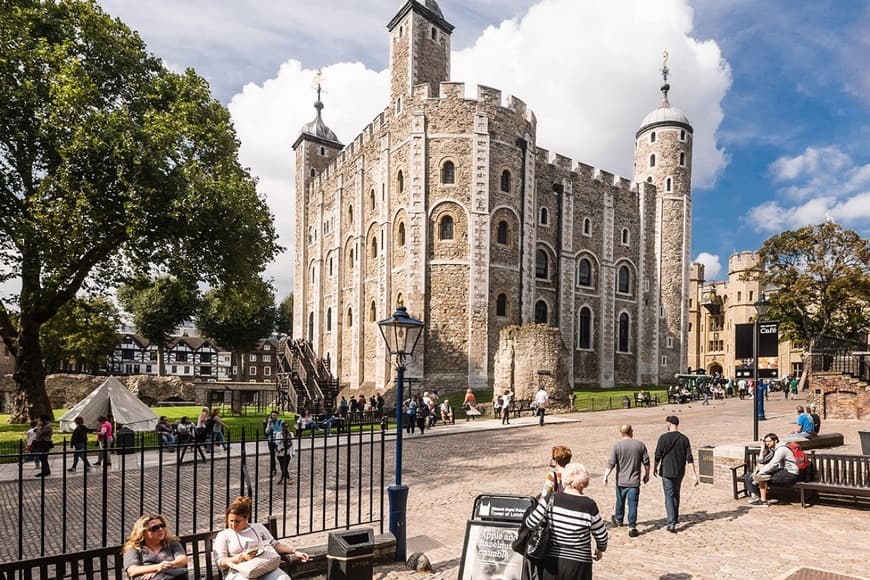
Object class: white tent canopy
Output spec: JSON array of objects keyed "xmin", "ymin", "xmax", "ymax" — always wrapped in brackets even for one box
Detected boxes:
[{"xmin": 58, "ymin": 376, "xmax": 158, "ymax": 432}]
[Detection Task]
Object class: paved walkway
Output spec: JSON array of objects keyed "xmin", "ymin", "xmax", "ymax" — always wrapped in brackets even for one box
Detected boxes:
[
  {"xmin": 4, "ymin": 395, "xmax": 868, "ymax": 578},
  {"xmin": 370, "ymin": 395, "xmax": 869, "ymax": 579}
]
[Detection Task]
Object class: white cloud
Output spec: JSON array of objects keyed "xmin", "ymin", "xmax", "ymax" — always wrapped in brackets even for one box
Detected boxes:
[
  {"xmin": 229, "ymin": 0, "xmax": 731, "ymax": 297},
  {"xmin": 694, "ymin": 252, "xmax": 722, "ymax": 281},
  {"xmin": 746, "ymin": 145, "xmax": 870, "ymax": 234}
]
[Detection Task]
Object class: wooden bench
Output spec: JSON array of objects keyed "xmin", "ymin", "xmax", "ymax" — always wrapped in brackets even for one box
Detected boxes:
[
  {"xmin": 634, "ymin": 392, "xmax": 659, "ymax": 407},
  {"xmin": 795, "ymin": 453, "xmax": 870, "ymax": 508},
  {"xmin": 511, "ymin": 399, "xmax": 537, "ymax": 417},
  {"xmin": 0, "ymin": 529, "xmax": 218, "ymax": 580},
  {"xmin": 0, "ymin": 519, "xmax": 281, "ymax": 580}
]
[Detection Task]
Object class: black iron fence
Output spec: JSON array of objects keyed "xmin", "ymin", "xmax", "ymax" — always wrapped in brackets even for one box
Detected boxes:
[
  {"xmin": 809, "ymin": 348, "xmax": 870, "ymax": 383},
  {"xmin": 0, "ymin": 423, "xmax": 386, "ymax": 562}
]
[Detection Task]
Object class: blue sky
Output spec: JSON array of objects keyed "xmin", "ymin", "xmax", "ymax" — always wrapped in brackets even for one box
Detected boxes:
[{"xmin": 97, "ymin": 0, "xmax": 870, "ymax": 295}]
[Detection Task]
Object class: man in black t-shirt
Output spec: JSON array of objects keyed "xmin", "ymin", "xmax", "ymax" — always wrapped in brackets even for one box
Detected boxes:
[{"xmin": 653, "ymin": 416, "xmax": 698, "ymax": 533}]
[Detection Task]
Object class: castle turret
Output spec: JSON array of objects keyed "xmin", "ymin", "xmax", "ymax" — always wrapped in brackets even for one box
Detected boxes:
[
  {"xmin": 292, "ymin": 76, "xmax": 343, "ymax": 343},
  {"xmin": 387, "ymin": 0, "xmax": 453, "ymax": 110},
  {"xmin": 633, "ymin": 52, "xmax": 693, "ymax": 383}
]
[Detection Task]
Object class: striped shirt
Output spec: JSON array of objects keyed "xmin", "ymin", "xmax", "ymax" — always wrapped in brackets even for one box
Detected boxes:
[{"xmin": 524, "ymin": 492, "xmax": 608, "ymax": 563}]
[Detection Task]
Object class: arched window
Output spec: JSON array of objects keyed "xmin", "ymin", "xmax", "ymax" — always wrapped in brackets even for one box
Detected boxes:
[
  {"xmin": 397, "ymin": 221, "xmax": 406, "ymax": 246},
  {"xmin": 441, "ymin": 161, "xmax": 455, "ymax": 184},
  {"xmin": 370, "ymin": 301, "xmax": 376, "ymax": 322},
  {"xmin": 370, "ymin": 189, "xmax": 376, "ymax": 209},
  {"xmin": 577, "ymin": 258, "xmax": 592, "ymax": 287},
  {"xmin": 618, "ymin": 312, "xmax": 630, "ymax": 352},
  {"xmin": 326, "ymin": 308, "xmax": 332, "ymax": 332},
  {"xmin": 650, "ymin": 131, "xmax": 656, "ymax": 143},
  {"xmin": 578, "ymin": 307, "xmax": 592, "ymax": 349},
  {"xmin": 497, "ymin": 221, "xmax": 509, "ymax": 245},
  {"xmin": 535, "ymin": 250, "xmax": 549, "ymax": 279},
  {"xmin": 397, "ymin": 170, "xmax": 404, "ymax": 193},
  {"xmin": 329, "ymin": 256, "xmax": 334, "ymax": 277},
  {"xmin": 320, "ymin": 146, "xmax": 325, "ymax": 155},
  {"xmin": 308, "ymin": 312, "xmax": 314, "ymax": 343},
  {"xmin": 349, "ymin": 247, "xmax": 355, "ymax": 267},
  {"xmin": 539, "ymin": 207, "xmax": 549, "ymax": 225},
  {"xmin": 583, "ymin": 218, "xmax": 591, "ymax": 236},
  {"xmin": 439, "ymin": 215, "xmax": 454, "ymax": 240},
  {"xmin": 617, "ymin": 265, "xmax": 631, "ymax": 294},
  {"xmin": 534, "ymin": 300, "xmax": 548, "ymax": 324},
  {"xmin": 665, "ymin": 177, "xmax": 672, "ymax": 192},
  {"xmin": 310, "ymin": 168, "xmax": 316, "ymax": 177},
  {"xmin": 347, "ymin": 307, "xmax": 353, "ymax": 327},
  {"xmin": 370, "ymin": 236, "xmax": 378, "ymax": 258},
  {"xmin": 649, "ymin": 154, "xmax": 656, "ymax": 168},
  {"xmin": 348, "ymin": 205, "xmax": 353, "ymax": 224},
  {"xmin": 679, "ymin": 152, "xmax": 686, "ymax": 166},
  {"xmin": 621, "ymin": 228, "xmax": 630, "ymax": 245},
  {"xmin": 496, "ymin": 293, "xmax": 507, "ymax": 317},
  {"xmin": 500, "ymin": 170, "xmax": 511, "ymax": 193}
]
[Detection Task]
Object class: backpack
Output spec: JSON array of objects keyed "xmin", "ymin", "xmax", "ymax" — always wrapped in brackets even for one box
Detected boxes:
[{"xmin": 786, "ymin": 441, "xmax": 809, "ymax": 470}]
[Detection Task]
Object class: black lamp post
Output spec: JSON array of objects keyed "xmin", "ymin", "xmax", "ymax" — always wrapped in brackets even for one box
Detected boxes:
[
  {"xmin": 377, "ymin": 305, "xmax": 424, "ymax": 562},
  {"xmin": 752, "ymin": 292, "xmax": 771, "ymax": 441}
]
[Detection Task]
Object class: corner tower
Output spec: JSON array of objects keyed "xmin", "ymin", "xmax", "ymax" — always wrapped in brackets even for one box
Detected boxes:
[
  {"xmin": 633, "ymin": 52, "xmax": 693, "ymax": 383},
  {"xmin": 387, "ymin": 0, "xmax": 454, "ymax": 110},
  {"xmin": 292, "ymin": 76, "xmax": 343, "ymax": 340}
]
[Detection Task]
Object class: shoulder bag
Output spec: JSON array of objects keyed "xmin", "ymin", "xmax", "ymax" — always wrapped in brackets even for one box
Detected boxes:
[
  {"xmin": 524, "ymin": 494, "xmax": 555, "ymax": 560},
  {"xmin": 229, "ymin": 526, "xmax": 282, "ymax": 578}
]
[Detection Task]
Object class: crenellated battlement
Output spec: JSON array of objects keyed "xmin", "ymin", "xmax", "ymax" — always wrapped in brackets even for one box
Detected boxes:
[
  {"xmin": 728, "ymin": 251, "xmax": 760, "ymax": 274},
  {"xmin": 534, "ymin": 149, "xmax": 639, "ymax": 194}
]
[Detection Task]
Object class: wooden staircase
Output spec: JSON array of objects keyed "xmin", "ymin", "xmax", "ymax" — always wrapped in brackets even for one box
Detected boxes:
[{"xmin": 275, "ymin": 339, "xmax": 339, "ymax": 413}]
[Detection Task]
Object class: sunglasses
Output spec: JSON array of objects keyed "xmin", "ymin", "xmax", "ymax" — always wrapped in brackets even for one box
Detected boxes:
[{"xmin": 148, "ymin": 523, "xmax": 166, "ymax": 532}]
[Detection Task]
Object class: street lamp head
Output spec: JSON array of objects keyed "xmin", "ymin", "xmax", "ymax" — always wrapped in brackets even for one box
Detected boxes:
[
  {"xmin": 377, "ymin": 305, "xmax": 424, "ymax": 358},
  {"xmin": 753, "ymin": 292, "xmax": 771, "ymax": 320}
]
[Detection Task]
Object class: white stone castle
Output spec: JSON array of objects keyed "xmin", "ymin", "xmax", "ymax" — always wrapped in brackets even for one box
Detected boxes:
[{"xmin": 292, "ymin": 0, "xmax": 692, "ymax": 392}]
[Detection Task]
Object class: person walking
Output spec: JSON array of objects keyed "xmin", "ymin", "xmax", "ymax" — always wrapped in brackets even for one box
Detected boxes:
[
  {"xmin": 523, "ymin": 463, "xmax": 608, "ymax": 580},
  {"xmin": 602, "ymin": 425, "xmax": 650, "ymax": 538},
  {"xmin": 534, "ymin": 386, "xmax": 549, "ymax": 426},
  {"xmin": 264, "ymin": 411, "xmax": 284, "ymax": 477},
  {"xmin": 33, "ymin": 416, "xmax": 53, "ymax": 477},
  {"xmin": 94, "ymin": 415, "xmax": 113, "ymax": 467},
  {"xmin": 653, "ymin": 416, "xmax": 698, "ymax": 533},
  {"xmin": 68, "ymin": 416, "xmax": 91, "ymax": 472}
]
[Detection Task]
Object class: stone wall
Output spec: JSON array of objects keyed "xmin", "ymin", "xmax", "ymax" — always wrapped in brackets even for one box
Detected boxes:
[
  {"xmin": 492, "ymin": 324, "xmax": 572, "ymax": 409},
  {"xmin": 0, "ymin": 374, "xmax": 196, "ymax": 413},
  {"xmin": 807, "ymin": 373, "xmax": 870, "ymax": 420}
]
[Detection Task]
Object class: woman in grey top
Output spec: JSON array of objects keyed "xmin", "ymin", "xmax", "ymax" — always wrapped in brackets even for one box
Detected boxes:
[
  {"xmin": 122, "ymin": 514, "xmax": 188, "ymax": 578},
  {"xmin": 746, "ymin": 433, "xmax": 799, "ymax": 507}
]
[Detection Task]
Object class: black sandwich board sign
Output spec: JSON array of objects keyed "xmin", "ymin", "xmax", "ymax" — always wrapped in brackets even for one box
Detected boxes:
[{"xmin": 458, "ymin": 494, "xmax": 536, "ymax": 580}]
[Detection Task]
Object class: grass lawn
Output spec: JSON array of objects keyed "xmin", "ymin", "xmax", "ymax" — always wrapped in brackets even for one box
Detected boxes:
[{"xmin": 0, "ymin": 406, "xmax": 297, "ymax": 450}]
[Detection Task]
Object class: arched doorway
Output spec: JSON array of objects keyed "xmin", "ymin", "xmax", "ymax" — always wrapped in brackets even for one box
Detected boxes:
[{"xmin": 708, "ymin": 362, "xmax": 723, "ymax": 376}]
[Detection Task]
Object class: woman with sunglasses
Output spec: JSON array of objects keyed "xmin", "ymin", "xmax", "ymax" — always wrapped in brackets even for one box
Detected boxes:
[{"xmin": 122, "ymin": 514, "xmax": 188, "ymax": 578}]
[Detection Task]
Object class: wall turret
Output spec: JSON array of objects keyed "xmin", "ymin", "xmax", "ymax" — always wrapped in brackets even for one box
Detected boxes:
[
  {"xmin": 633, "ymin": 52, "xmax": 693, "ymax": 383},
  {"xmin": 387, "ymin": 0, "xmax": 453, "ymax": 112}
]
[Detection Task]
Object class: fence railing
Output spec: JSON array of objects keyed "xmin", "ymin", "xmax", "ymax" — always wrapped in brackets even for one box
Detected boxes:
[
  {"xmin": 1, "ymin": 423, "xmax": 386, "ymax": 562},
  {"xmin": 809, "ymin": 349, "xmax": 870, "ymax": 383}
]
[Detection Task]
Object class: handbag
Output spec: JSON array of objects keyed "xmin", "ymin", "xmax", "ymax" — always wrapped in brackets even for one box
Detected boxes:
[
  {"xmin": 230, "ymin": 528, "xmax": 282, "ymax": 578},
  {"xmin": 524, "ymin": 494, "xmax": 555, "ymax": 560}
]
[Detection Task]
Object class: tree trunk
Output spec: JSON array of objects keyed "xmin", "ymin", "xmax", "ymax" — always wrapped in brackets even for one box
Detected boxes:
[{"xmin": 10, "ymin": 318, "xmax": 53, "ymax": 423}]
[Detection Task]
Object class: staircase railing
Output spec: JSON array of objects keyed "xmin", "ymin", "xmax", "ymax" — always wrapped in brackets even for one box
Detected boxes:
[{"xmin": 808, "ymin": 348, "xmax": 870, "ymax": 383}]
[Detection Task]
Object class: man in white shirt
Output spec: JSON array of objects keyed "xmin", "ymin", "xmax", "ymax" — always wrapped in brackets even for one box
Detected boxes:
[{"xmin": 534, "ymin": 387, "xmax": 549, "ymax": 426}]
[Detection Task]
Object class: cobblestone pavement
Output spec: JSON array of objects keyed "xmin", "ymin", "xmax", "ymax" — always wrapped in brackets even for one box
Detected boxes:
[
  {"xmin": 3, "ymin": 395, "xmax": 868, "ymax": 579},
  {"xmin": 379, "ymin": 395, "xmax": 869, "ymax": 580}
]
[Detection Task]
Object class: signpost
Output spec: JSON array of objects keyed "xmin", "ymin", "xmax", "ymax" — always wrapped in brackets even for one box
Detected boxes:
[{"xmin": 459, "ymin": 495, "xmax": 536, "ymax": 580}]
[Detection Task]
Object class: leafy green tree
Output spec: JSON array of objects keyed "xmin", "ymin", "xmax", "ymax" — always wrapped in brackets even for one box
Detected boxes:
[
  {"xmin": 275, "ymin": 294, "xmax": 293, "ymax": 337},
  {"xmin": 40, "ymin": 296, "xmax": 120, "ymax": 373},
  {"xmin": 117, "ymin": 277, "xmax": 200, "ymax": 375},
  {"xmin": 0, "ymin": 1, "xmax": 279, "ymax": 421},
  {"xmin": 755, "ymin": 222, "xmax": 870, "ymax": 349},
  {"xmin": 197, "ymin": 278, "xmax": 276, "ymax": 380}
]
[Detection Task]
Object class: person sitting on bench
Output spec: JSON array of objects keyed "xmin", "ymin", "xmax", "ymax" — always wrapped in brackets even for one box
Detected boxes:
[
  {"xmin": 745, "ymin": 433, "xmax": 799, "ymax": 507},
  {"xmin": 295, "ymin": 411, "xmax": 322, "ymax": 437}
]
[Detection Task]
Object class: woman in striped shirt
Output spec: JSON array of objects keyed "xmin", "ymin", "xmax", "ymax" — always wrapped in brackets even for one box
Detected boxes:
[{"xmin": 524, "ymin": 463, "xmax": 608, "ymax": 580}]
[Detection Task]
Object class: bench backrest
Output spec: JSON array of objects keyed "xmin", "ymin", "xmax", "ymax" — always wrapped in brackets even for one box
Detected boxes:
[
  {"xmin": 812, "ymin": 453, "xmax": 870, "ymax": 487},
  {"xmin": 0, "ymin": 530, "xmax": 219, "ymax": 580}
]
